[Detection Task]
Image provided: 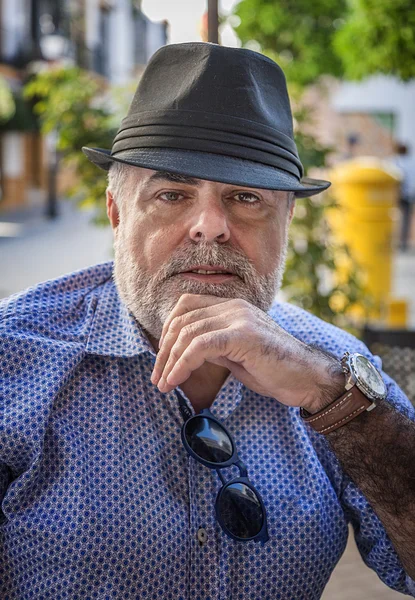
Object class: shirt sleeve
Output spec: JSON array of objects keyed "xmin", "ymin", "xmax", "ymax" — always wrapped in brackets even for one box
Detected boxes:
[
  {"xmin": 0, "ymin": 307, "xmax": 86, "ymax": 522},
  {"xmin": 340, "ymin": 368, "xmax": 415, "ymax": 596}
]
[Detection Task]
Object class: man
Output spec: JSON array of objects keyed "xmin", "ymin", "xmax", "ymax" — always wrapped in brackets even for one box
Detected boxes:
[
  {"xmin": 393, "ymin": 142, "xmax": 415, "ymax": 251},
  {"xmin": 1, "ymin": 43, "xmax": 414, "ymax": 599}
]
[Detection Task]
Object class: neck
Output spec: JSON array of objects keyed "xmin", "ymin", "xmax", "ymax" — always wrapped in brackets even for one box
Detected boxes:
[
  {"xmin": 179, "ymin": 363, "xmax": 230, "ymax": 412},
  {"xmin": 148, "ymin": 333, "xmax": 229, "ymax": 412}
]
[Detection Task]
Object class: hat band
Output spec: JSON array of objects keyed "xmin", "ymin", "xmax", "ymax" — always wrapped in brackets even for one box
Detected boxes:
[
  {"xmin": 112, "ymin": 134, "xmax": 301, "ymax": 179},
  {"xmin": 112, "ymin": 125, "xmax": 302, "ymax": 179},
  {"xmin": 111, "ymin": 109, "xmax": 303, "ymax": 179},
  {"xmin": 118, "ymin": 109, "xmax": 299, "ymax": 155}
]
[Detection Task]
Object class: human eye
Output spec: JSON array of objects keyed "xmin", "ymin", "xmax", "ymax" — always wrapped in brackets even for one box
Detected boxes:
[
  {"xmin": 233, "ymin": 191, "xmax": 261, "ymax": 205},
  {"xmin": 158, "ymin": 191, "xmax": 185, "ymax": 202}
]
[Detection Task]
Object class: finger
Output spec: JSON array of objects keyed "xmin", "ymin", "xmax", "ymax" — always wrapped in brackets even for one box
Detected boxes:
[
  {"xmin": 152, "ymin": 304, "xmax": 237, "ymax": 385},
  {"xmin": 154, "ymin": 310, "xmax": 218, "ymax": 385},
  {"xmin": 162, "ymin": 331, "xmax": 232, "ymax": 390},
  {"xmin": 157, "ymin": 316, "xmax": 231, "ymax": 390},
  {"xmin": 159, "ymin": 294, "xmax": 230, "ymax": 347}
]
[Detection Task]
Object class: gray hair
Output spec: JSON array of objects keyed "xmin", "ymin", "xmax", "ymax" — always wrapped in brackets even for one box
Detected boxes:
[{"xmin": 107, "ymin": 161, "xmax": 132, "ymax": 205}]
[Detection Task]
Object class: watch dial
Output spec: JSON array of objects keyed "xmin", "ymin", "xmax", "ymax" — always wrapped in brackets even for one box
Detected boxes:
[{"xmin": 355, "ymin": 355, "xmax": 386, "ymax": 397}]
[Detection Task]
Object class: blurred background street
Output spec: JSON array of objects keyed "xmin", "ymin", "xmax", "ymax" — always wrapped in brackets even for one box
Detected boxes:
[
  {"xmin": 0, "ymin": 0, "xmax": 414, "ymax": 598},
  {"xmin": 0, "ymin": 194, "xmax": 113, "ymax": 298}
]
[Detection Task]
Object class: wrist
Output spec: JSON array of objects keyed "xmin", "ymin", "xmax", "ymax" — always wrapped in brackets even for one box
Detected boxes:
[{"xmin": 301, "ymin": 357, "xmax": 345, "ymax": 414}]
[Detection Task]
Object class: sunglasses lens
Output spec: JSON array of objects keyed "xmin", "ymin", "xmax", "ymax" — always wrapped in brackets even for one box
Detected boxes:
[
  {"xmin": 185, "ymin": 417, "xmax": 233, "ymax": 464},
  {"xmin": 218, "ymin": 482, "xmax": 264, "ymax": 539}
]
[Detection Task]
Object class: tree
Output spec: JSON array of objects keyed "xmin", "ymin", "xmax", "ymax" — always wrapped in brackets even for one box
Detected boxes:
[
  {"xmin": 334, "ymin": 0, "xmax": 415, "ymax": 81},
  {"xmin": 233, "ymin": 0, "xmax": 347, "ymax": 87},
  {"xmin": 24, "ymin": 66, "xmax": 125, "ymax": 224},
  {"xmin": 233, "ymin": 0, "xmax": 415, "ymax": 85},
  {"xmin": 0, "ymin": 76, "xmax": 15, "ymax": 124}
]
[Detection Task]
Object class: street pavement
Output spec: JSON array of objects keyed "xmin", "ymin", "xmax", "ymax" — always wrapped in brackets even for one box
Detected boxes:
[
  {"xmin": 0, "ymin": 197, "xmax": 113, "ymax": 299},
  {"xmin": 0, "ymin": 196, "xmax": 414, "ymax": 599}
]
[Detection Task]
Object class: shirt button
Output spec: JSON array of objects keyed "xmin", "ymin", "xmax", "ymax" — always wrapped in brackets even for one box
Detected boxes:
[{"xmin": 197, "ymin": 527, "xmax": 208, "ymax": 545}]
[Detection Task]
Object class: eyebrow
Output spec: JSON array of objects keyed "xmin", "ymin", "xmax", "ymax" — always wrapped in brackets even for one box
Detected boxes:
[{"xmin": 147, "ymin": 171, "xmax": 202, "ymax": 186}]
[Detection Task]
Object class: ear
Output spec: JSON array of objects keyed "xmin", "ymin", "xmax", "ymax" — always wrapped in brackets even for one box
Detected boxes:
[{"xmin": 107, "ymin": 189, "xmax": 120, "ymax": 229}]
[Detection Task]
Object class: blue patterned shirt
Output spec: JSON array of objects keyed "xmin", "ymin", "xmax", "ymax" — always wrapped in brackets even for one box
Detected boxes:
[{"xmin": 1, "ymin": 262, "xmax": 414, "ymax": 600}]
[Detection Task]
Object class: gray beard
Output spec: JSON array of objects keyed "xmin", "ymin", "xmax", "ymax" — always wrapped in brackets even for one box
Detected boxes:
[{"xmin": 113, "ymin": 238, "xmax": 287, "ymax": 339}]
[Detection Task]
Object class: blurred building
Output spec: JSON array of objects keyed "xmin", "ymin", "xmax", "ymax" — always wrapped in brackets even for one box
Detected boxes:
[
  {"xmin": 333, "ymin": 77, "xmax": 415, "ymax": 183},
  {"xmin": 84, "ymin": 0, "xmax": 168, "ymax": 84},
  {"xmin": 305, "ymin": 76, "xmax": 415, "ymax": 171},
  {"xmin": 0, "ymin": 0, "xmax": 168, "ymax": 212}
]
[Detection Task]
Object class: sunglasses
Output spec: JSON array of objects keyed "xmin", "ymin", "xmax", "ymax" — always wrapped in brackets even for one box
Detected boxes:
[{"xmin": 176, "ymin": 392, "xmax": 269, "ymax": 544}]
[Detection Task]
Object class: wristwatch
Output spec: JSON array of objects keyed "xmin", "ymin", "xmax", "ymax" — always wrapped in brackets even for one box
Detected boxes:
[{"xmin": 301, "ymin": 352, "xmax": 387, "ymax": 435}]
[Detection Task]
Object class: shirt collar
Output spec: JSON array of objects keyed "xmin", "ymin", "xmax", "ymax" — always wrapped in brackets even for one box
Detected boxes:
[{"xmin": 85, "ymin": 274, "xmax": 156, "ymax": 357}]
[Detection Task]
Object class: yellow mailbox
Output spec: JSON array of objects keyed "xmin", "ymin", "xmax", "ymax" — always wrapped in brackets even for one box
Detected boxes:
[{"xmin": 329, "ymin": 157, "xmax": 401, "ymax": 322}]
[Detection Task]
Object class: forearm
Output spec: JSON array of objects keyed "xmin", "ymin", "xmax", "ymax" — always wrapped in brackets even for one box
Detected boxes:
[{"xmin": 326, "ymin": 399, "xmax": 415, "ymax": 579}]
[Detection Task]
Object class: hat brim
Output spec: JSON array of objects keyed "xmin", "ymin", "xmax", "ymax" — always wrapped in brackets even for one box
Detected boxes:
[{"xmin": 82, "ymin": 147, "xmax": 330, "ymax": 198}]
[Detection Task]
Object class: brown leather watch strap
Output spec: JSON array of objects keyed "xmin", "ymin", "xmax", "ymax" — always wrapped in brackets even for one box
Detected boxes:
[{"xmin": 300, "ymin": 385, "xmax": 376, "ymax": 435}]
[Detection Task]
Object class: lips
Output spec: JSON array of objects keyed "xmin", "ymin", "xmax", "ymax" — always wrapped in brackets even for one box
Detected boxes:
[
  {"xmin": 175, "ymin": 264, "xmax": 238, "ymax": 283},
  {"xmin": 179, "ymin": 264, "xmax": 235, "ymax": 276},
  {"xmin": 184, "ymin": 269, "xmax": 233, "ymax": 275}
]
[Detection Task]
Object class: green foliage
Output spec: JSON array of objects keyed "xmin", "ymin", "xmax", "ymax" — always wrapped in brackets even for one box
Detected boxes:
[
  {"xmin": 233, "ymin": 0, "xmax": 415, "ymax": 85},
  {"xmin": 0, "ymin": 76, "xmax": 15, "ymax": 124},
  {"xmin": 283, "ymin": 194, "xmax": 368, "ymax": 332},
  {"xmin": 233, "ymin": 0, "xmax": 347, "ymax": 87},
  {"xmin": 334, "ymin": 0, "xmax": 415, "ymax": 81},
  {"xmin": 1, "ymin": 90, "xmax": 38, "ymax": 132},
  {"xmin": 294, "ymin": 108, "xmax": 329, "ymax": 172},
  {"xmin": 24, "ymin": 66, "xmax": 117, "ymax": 223}
]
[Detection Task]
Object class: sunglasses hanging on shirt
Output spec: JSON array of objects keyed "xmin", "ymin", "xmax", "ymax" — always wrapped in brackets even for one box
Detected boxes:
[{"xmin": 176, "ymin": 391, "xmax": 269, "ymax": 544}]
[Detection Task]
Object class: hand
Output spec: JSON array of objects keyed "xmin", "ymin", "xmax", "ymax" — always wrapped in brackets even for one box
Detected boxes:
[{"xmin": 151, "ymin": 294, "xmax": 344, "ymax": 412}]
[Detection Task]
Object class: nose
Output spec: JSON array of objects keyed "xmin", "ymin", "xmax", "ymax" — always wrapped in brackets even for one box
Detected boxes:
[{"xmin": 188, "ymin": 199, "xmax": 231, "ymax": 243}]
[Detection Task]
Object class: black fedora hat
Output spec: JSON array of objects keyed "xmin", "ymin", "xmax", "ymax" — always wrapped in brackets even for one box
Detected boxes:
[{"xmin": 83, "ymin": 42, "xmax": 330, "ymax": 198}]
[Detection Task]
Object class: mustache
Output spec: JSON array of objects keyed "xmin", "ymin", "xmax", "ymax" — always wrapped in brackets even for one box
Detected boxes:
[{"xmin": 160, "ymin": 242, "xmax": 258, "ymax": 282}]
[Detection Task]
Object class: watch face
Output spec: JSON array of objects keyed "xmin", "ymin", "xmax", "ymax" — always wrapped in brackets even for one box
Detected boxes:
[{"xmin": 353, "ymin": 354, "xmax": 387, "ymax": 399}]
